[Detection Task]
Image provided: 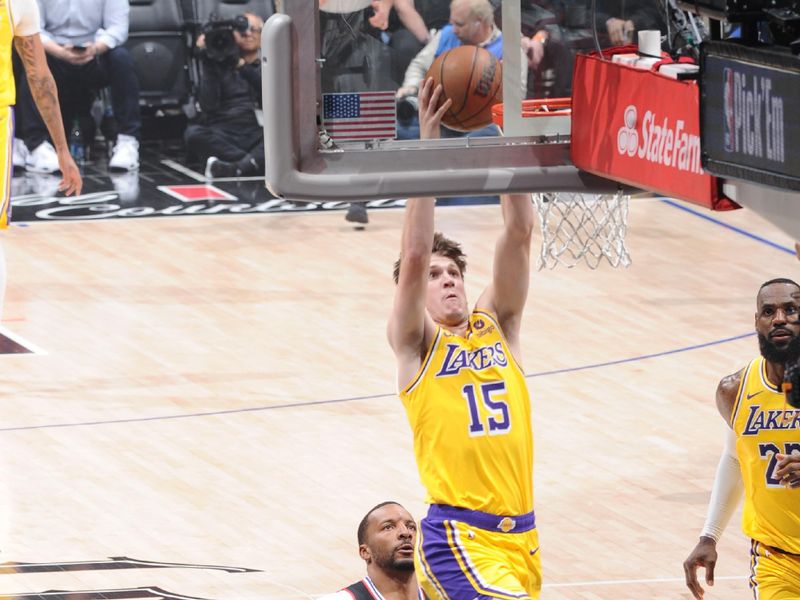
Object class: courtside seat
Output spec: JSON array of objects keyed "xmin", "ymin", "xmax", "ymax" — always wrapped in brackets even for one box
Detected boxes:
[
  {"xmin": 194, "ymin": 0, "xmax": 275, "ymax": 24},
  {"xmin": 126, "ymin": 0, "xmax": 192, "ymax": 111}
]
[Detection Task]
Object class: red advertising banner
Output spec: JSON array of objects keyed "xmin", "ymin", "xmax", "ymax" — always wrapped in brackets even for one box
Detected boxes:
[{"xmin": 571, "ymin": 48, "xmax": 738, "ymax": 210}]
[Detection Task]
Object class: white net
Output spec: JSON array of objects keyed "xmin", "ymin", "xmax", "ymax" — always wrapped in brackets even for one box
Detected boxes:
[{"xmin": 533, "ymin": 190, "xmax": 631, "ymax": 269}]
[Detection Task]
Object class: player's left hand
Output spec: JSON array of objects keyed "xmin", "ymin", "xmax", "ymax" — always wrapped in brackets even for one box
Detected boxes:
[
  {"xmin": 775, "ymin": 452, "xmax": 800, "ymax": 488},
  {"xmin": 56, "ymin": 150, "xmax": 83, "ymax": 196},
  {"xmin": 417, "ymin": 77, "xmax": 451, "ymax": 140}
]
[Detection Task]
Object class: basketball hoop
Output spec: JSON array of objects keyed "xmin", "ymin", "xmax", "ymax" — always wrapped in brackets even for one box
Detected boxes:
[
  {"xmin": 492, "ymin": 99, "xmax": 631, "ymax": 269},
  {"xmin": 533, "ymin": 191, "xmax": 631, "ymax": 270}
]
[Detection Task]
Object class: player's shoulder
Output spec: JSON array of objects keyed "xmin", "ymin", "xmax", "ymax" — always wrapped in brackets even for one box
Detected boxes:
[
  {"xmin": 9, "ymin": 0, "xmax": 40, "ymax": 35},
  {"xmin": 717, "ymin": 367, "xmax": 745, "ymax": 394},
  {"xmin": 716, "ymin": 365, "xmax": 747, "ymax": 421}
]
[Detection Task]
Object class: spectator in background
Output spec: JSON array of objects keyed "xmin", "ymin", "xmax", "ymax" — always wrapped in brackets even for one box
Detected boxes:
[
  {"xmin": 595, "ymin": 0, "xmax": 666, "ymax": 45},
  {"xmin": 394, "ymin": 0, "xmax": 528, "ymax": 138},
  {"xmin": 185, "ymin": 12, "xmax": 265, "ymax": 179},
  {"xmin": 518, "ymin": 0, "xmax": 580, "ymax": 99},
  {"xmin": 414, "ymin": 0, "xmax": 452, "ymax": 31},
  {"xmin": 369, "ymin": 0, "xmax": 431, "ymax": 84},
  {"xmin": 319, "ymin": 0, "xmax": 395, "ymax": 225},
  {"xmin": 13, "ymin": 0, "xmax": 141, "ymax": 174},
  {"xmin": 396, "ymin": 0, "xmax": 503, "ymax": 102},
  {"xmin": 319, "ymin": 0, "xmax": 395, "ymax": 94}
]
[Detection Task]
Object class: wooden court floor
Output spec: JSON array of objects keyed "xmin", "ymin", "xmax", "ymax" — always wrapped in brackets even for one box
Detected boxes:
[{"xmin": 0, "ymin": 196, "xmax": 796, "ymax": 599}]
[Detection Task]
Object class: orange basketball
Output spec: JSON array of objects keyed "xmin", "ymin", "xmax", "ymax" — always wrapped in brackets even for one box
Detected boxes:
[{"xmin": 425, "ymin": 45, "xmax": 503, "ymax": 132}]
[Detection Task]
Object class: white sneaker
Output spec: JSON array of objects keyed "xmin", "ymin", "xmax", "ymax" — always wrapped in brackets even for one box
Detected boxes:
[
  {"xmin": 26, "ymin": 173, "xmax": 61, "ymax": 198},
  {"xmin": 108, "ymin": 134, "xmax": 139, "ymax": 171},
  {"xmin": 12, "ymin": 138, "xmax": 29, "ymax": 171},
  {"xmin": 110, "ymin": 171, "xmax": 140, "ymax": 202},
  {"xmin": 25, "ymin": 141, "xmax": 60, "ymax": 174}
]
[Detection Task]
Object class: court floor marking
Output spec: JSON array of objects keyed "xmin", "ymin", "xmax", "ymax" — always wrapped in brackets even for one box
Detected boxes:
[
  {"xmin": 159, "ymin": 159, "xmax": 208, "ymax": 182},
  {"xmin": 661, "ymin": 198, "xmax": 796, "ymax": 255},
  {"xmin": 160, "ymin": 158, "xmax": 266, "ymax": 183},
  {"xmin": 304, "ymin": 575, "xmax": 747, "ymax": 598},
  {"xmin": 0, "ymin": 325, "xmax": 47, "ymax": 355},
  {"xmin": 0, "ymin": 332, "xmax": 756, "ymax": 432},
  {"xmin": 541, "ymin": 574, "xmax": 746, "ymax": 588}
]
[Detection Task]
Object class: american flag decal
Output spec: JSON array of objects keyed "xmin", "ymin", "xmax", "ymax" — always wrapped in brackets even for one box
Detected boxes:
[{"xmin": 322, "ymin": 91, "xmax": 397, "ymax": 142}]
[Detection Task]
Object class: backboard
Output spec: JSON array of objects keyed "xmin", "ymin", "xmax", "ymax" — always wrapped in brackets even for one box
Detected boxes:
[{"xmin": 260, "ymin": 0, "xmax": 628, "ymax": 201}]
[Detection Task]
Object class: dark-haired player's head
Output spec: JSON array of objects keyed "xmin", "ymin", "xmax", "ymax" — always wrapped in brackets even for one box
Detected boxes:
[
  {"xmin": 756, "ymin": 278, "xmax": 800, "ymax": 364},
  {"xmin": 357, "ymin": 501, "xmax": 417, "ymax": 573}
]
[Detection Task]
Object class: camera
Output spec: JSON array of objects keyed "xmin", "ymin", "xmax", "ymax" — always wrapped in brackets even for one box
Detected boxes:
[
  {"xmin": 202, "ymin": 14, "xmax": 249, "ymax": 66},
  {"xmin": 784, "ymin": 361, "xmax": 800, "ymax": 408},
  {"xmin": 765, "ymin": 6, "xmax": 800, "ymax": 54}
]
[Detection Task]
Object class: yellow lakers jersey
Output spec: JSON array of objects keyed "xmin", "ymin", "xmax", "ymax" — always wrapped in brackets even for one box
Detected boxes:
[
  {"xmin": 731, "ymin": 357, "xmax": 800, "ymax": 553},
  {"xmin": 400, "ymin": 310, "xmax": 533, "ymax": 515},
  {"xmin": 0, "ymin": 0, "xmax": 15, "ymax": 108}
]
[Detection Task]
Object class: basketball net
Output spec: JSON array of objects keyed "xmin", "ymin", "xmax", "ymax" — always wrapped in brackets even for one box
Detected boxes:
[{"xmin": 532, "ymin": 190, "xmax": 631, "ymax": 269}]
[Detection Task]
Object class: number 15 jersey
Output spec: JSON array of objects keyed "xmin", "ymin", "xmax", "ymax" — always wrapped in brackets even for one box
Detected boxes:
[{"xmin": 399, "ymin": 309, "xmax": 534, "ymax": 516}]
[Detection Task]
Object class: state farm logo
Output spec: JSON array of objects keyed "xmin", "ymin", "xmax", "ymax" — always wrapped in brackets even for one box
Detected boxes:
[
  {"xmin": 615, "ymin": 104, "xmax": 703, "ymax": 174},
  {"xmin": 617, "ymin": 105, "xmax": 638, "ymax": 156}
]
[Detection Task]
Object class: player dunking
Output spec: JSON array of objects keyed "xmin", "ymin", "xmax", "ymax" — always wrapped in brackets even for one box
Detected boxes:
[
  {"xmin": 387, "ymin": 78, "xmax": 540, "ymax": 599},
  {"xmin": 683, "ymin": 278, "xmax": 800, "ymax": 599}
]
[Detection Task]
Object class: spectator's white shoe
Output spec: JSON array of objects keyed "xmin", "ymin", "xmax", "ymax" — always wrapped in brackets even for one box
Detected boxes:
[
  {"xmin": 12, "ymin": 138, "xmax": 29, "ymax": 172},
  {"xmin": 110, "ymin": 171, "xmax": 140, "ymax": 202},
  {"xmin": 109, "ymin": 134, "xmax": 140, "ymax": 171},
  {"xmin": 26, "ymin": 173, "xmax": 61, "ymax": 198},
  {"xmin": 25, "ymin": 141, "xmax": 60, "ymax": 174}
]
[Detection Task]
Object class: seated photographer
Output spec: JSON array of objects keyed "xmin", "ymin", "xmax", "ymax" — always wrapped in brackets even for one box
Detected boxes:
[
  {"xmin": 185, "ymin": 12, "xmax": 265, "ymax": 179},
  {"xmin": 14, "ymin": 0, "xmax": 141, "ymax": 173}
]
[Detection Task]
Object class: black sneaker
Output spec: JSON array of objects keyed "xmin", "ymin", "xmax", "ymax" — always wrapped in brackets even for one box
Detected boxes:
[
  {"xmin": 205, "ymin": 157, "xmax": 239, "ymax": 179},
  {"xmin": 236, "ymin": 157, "xmax": 261, "ymax": 176},
  {"xmin": 345, "ymin": 203, "xmax": 369, "ymax": 224}
]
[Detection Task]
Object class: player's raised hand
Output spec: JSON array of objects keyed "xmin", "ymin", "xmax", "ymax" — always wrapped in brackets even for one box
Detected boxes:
[
  {"xmin": 418, "ymin": 77, "xmax": 451, "ymax": 141},
  {"xmin": 683, "ymin": 537, "xmax": 717, "ymax": 599}
]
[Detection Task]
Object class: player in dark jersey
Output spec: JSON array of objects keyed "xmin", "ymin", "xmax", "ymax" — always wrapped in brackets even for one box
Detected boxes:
[{"xmin": 319, "ymin": 501, "xmax": 426, "ymax": 600}]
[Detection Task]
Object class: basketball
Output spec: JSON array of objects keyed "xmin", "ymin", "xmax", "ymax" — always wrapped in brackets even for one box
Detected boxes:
[{"xmin": 424, "ymin": 45, "xmax": 503, "ymax": 132}]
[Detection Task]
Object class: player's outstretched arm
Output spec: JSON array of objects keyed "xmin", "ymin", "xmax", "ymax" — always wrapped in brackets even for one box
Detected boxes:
[
  {"xmin": 13, "ymin": 34, "xmax": 82, "ymax": 196},
  {"xmin": 388, "ymin": 196, "xmax": 435, "ymax": 359},
  {"xmin": 476, "ymin": 194, "xmax": 534, "ymax": 356},
  {"xmin": 683, "ymin": 372, "xmax": 745, "ymax": 599},
  {"xmin": 387, "ymin": 79, "xmax": 451, "ymax": 376}
]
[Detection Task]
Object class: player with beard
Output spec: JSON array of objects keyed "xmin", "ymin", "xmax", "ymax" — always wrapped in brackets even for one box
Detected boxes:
[
  {"xmin": 683, "ymin": 278, "xmax": 800, "ymax": 599},
  {"xmin": 319, "ymin": 502, "xmax": 426, "ymax": 600}
]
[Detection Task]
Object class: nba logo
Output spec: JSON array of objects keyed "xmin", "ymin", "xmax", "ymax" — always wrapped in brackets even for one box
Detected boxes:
[{"xmin": 723, "ymin": 68, "xmax": 735, "ymax": 153}]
